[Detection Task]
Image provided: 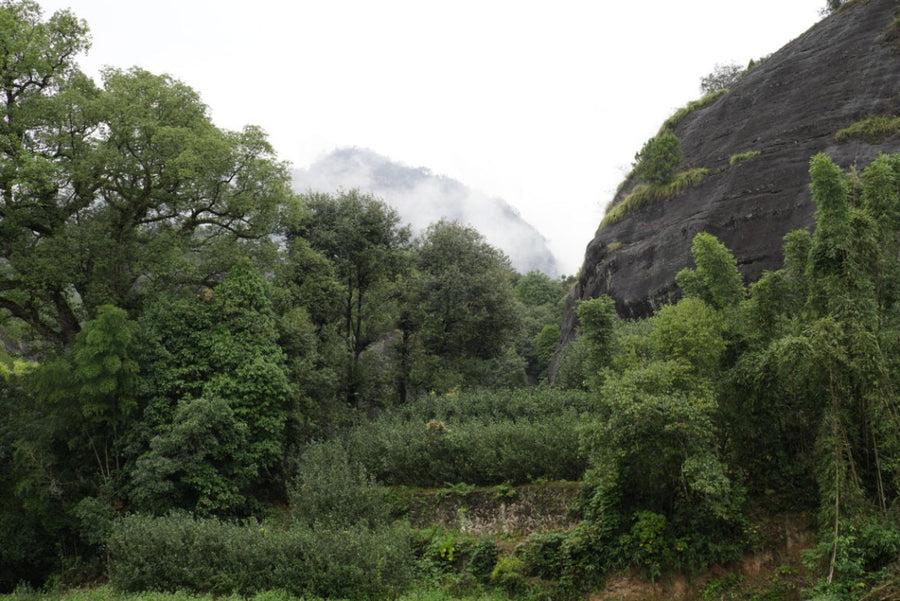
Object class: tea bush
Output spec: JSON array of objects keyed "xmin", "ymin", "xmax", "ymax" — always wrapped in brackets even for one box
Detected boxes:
[
  {"xmin": 289, "ymin": 441, "xmax": 390, "ymax": 528},
  {"xmin": 108, "ymin": 513, "xmax": 413, "ymax": 600},
  {"xmin": 336, "ymin": 388, "xmax": 596, "ymax": 486}
]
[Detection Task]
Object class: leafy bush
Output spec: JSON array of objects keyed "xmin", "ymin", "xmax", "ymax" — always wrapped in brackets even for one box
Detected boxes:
[
  {"xmin": 803, "ymin": 522, "xmax": 900, "ymax": 593},
  {"xmin": 289, "ymin": 441, "xmax": 390, "ymax": 528},
  {"xmin": 519, "ymin": 531, "xmax": 569, "ymax": 580},
  {"xmin": 108, "ymin": 513, "xmax": 413, "ymax": 600},
  {"xmin": 413, "ymin": 529, "xmax": 499, "ymax": 589},
  {"xmin": 466, "ymin": 540, "xmax": 500, "ymax": 582},
  {"xmin": 632, "ymin": 130, "xmax": 683, "ymax": 185},
  {"xmin": 489, "ymin": 555, "xmax": 527, "ymax": 595},
  {"xmin": 551, "ymin": 335, "xmax": 592, "ymax": 390}
]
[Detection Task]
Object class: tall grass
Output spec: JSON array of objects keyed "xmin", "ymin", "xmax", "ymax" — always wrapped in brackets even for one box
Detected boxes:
[
  {"xmin": 661, "ymin": 89, "xmax": 729, "ymax": 132},
  {"xmin": 834, "ymin": 115, "xmax": 900, "ymax": 143},
  {"xmin": 729, "ymin": 150, "xmax": 761, "ymax": 166},
  {"xmin": 600, "ymin": 168, "xmax": 709, "ymax": 230}
]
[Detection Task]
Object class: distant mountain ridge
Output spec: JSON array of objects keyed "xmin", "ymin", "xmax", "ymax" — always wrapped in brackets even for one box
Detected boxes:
[{"xmin": 292, "ymin": 148, "xmax": 562, "ymax": 275}]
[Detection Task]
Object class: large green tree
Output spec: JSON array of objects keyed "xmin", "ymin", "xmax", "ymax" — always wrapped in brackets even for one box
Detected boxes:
[
  {"xmin": 131, "ymin": 261, "xmax": 295, "ymax": 515},
  {"xmin": 287, "ymin": 190, "xmax": 410, "ymax": 407},
  {"xmin": 408, "ymin": 220, "xmax": 524, "ymax": 392},
  {"xmin": 0, "ymin": 1, "xmax": 290, "ymax": 346},
  {"xmin": 513, "ymin": 271, "xmax": 569, "ymax": 383}
]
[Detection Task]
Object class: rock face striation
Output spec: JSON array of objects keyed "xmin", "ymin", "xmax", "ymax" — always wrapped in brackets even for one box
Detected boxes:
[{"xmin": 560, "ymin": 0, "xmax": 900, "ymax": 348}]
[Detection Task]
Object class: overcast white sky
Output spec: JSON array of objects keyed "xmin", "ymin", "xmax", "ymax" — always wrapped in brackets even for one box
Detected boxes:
[{"xmin": 38, "ymin": 0, "xmax": 826, "ymax": 274}]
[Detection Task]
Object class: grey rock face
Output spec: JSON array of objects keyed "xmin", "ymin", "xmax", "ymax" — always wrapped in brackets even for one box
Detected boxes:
[{"xmin": 560, "ymin": 0, "xmax": 900, "ymax": 347}]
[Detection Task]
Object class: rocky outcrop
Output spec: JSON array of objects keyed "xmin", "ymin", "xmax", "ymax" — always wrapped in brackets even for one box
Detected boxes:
[
  {"xmin": 407, "ymin": 482, "xmax": 581, "ymax": 535},
  {"xmin": 560, "ymin": 0, "xmax": 900, "ymax": 347}
]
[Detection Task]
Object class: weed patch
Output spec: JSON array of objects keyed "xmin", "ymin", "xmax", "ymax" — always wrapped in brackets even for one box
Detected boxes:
[
  {"xmin": 661, "ymin": 90, "xmax": 729, "ymax": 132},
  {"xmin": 729, "ymin": 150, "xmax": 761, "ymax": 166},
  {"xmin": 600, "ymin": 168, "xmax": 709, "ymax": 230},
  {"xmin": 834, "ymin": 115, "xmax": 900, "ymax": 143}
]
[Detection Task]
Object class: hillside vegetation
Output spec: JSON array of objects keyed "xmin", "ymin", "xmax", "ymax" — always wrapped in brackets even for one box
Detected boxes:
[{"xmin": 3, "ymin": 2, "xmax": 900, "ymax": 601}]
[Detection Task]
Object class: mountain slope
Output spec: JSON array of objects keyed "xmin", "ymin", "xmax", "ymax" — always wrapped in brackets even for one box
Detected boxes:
[
  {"xmin": 293, "ymin": 148, "xmax": 562, "ymax": 275},
  {"xmin": 560, "ymin": 0, "xmax": 900, "ymax": 346}
]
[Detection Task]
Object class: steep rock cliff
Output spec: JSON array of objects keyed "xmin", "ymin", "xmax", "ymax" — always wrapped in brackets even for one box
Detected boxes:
[{"xmin": 561, "ymin": 0, "xmax": 900, "ymax": 348}]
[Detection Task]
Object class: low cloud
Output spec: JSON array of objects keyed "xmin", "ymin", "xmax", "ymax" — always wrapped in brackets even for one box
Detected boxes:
[{"xmin": 293, "ymin": 147, "xmax": 562, "ymax": 276}]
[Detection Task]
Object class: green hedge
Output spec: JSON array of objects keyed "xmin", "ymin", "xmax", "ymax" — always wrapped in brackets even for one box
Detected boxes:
[
  {"xmin": 335, "ymin": 389, "xmax": 597, "ymax": 487},
  {"xmin": 108, "ymin": 514, "xmax": 413, "ymax": 600}
]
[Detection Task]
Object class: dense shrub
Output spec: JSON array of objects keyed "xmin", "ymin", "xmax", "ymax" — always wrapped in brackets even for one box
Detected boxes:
[
  {"xmin": 415, "ymin": 529, "xmax": 500, "ymax": 583},
  {"xmin": 289, "ymin": 442, "xmax": 390, "ymax": 528},
  {"xmin": 632, "ymin": 130, "xmax": 683, "ymax": 185},
  {"xmin": 108, "ymin": 513, "xmax": 413, "ymax": 600}
]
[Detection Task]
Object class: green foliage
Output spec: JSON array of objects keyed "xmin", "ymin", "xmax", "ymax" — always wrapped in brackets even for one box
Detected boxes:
[
  {"xmin": 632, "ymin": 129, "xmax": 684, "ymax": 185},
  {"xmin": 575, "ymin": 296, "xmax": 617, "ymax": 389},
  {"xmin": 435, "ymin": 482, "xmax": 477, "ymax": 501},
  {"xmin": 551, "ymin": 334, "xmax": 592, "ymax": 390},
  {"xmin": 489, "ymin": 555, "xmax": 527, "ymax": 595},
  {"xmin": 409, "ymin": 221, "xmax": 523, "ymax": 394},
  {"xmin": 466, "ymin": 540, "xmax": 500, "ymax": 582},
  {"xmin": 289, "ymin": 442, "xmax": 390, "ymax": 529},
  {"xmin": 517, "ymin": 532, "xmax": 569, "ymax": 580},
  {"xmin": 530, "ymin": 324, "xmax": 560, "ymax": 379},
  {"xmin": 719, "ymin": 153, "xmax": 900, "ymax": 593},
  {"xmin": 649, "ymin": 298, "xmax": 728, "ymax": 374},
  {"xmin": 729, "ymin": 150, "xmax": 761, "ymax": 166},
  {"xmin": 576, "ymin": 316, "xmax": 747, "ymax": 573},
  {"xmin": 203, "ymin": 261, "xmax": 293, "ymax": 472},
  {"xmin": 601, "ymin": 168, "xmax": 709, "ymax": 229},
  {"xmin": 582, "ymin": 359, "xmax": 740, "ymax": 519},
  {"xmin": 619, "ymin": 511, "xmax": 669, "ymax": 581},
  {"xmin": 802, "ymin": 522, "xmax": 900, "ymax": 598},
  {"xmin": 334, "ymin": 388, "xmax": 594, "ymax": 487},
  {"xmin": 514, "ymin": 270, "xmax": 564, "ymax": 308},
  {"xmin": 129, "ymin": 397, "xmax": 256, "ymax": 516},
  {"xmin": 415, "ymin": 529, "xmax": 499, "ymax": 582},
  {"xmin": 661, "ymin": 89, "xmax": 729, "ymax": 131},
  {"xmin": 833, "ymin": 115, "xmax": 900, "ymax": 143},
  {"xmin": 821, "ymin": 0, "xmax": 851, "ymax": 15},
  {"xmin": 676, "ymin": 232, "xmax": 745, "ymax": 310},
  {"xmin": 291, "ymin": 190, "xmax": 411, "ymax": 408},
  {"xmin": 576, "ymin": 296, "xmax": 617, "ymax": 361},
  {"xmin": 0, "ymin": 31, "xmax": 289, "ymax": 346},
  {"xmin": 9, "ymin": 303, "xmax": 141, "ymax": 554},
  {"xmin": 512, "ymin": 271, "xmax": 568, "ymax": 383},
  {"xmin": 108, "ymin": 513, "xmax": 413, "ymax": 600},
  {"xmin": 129, "ymin": 262, "xmax": 293, "ymax": 516}
]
